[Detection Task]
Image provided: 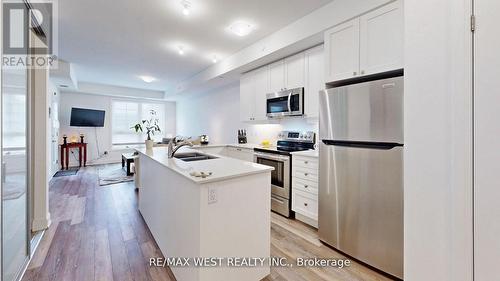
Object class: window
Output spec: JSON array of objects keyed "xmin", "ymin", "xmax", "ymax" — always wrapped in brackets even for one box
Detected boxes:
[{"xmin": 111, "ymin": 100, "xmax": 166, "ymax": 145}]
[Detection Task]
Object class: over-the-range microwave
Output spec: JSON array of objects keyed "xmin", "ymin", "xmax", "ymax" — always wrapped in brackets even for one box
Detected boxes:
[{"xmin": 266, "ymin": 87, "xmax": 304, "ymax": 118}]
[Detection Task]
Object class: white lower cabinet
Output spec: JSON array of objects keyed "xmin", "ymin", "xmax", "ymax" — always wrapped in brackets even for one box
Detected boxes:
[{"xmin": 292, "ymin": 155, "xmax": 319, "ymax": 227}]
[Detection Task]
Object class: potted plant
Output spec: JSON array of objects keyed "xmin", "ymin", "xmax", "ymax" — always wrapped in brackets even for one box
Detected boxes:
[{"xmin": 131, "ymin": 110, "xmax": 161, "ymax": 150}]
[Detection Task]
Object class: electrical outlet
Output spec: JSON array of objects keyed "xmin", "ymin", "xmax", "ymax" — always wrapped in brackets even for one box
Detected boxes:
[{"xmin": 208, "ymin": 187, "xmax": 217, "ymax": 204}]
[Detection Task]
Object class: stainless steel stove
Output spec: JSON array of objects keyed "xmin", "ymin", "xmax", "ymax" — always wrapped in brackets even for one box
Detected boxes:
[{"xmin": 254, "ymin": 131, "xmax": 315, "ymax": 217}]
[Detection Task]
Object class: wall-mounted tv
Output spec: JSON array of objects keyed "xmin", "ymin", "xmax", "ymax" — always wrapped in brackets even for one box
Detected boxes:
[{"xmin": 70, "ymin": 107, "xmax": 105, "ymax": 127}]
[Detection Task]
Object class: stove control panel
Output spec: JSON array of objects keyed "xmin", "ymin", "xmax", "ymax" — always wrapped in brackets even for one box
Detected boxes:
[{"xmin": 278, "ymin": 131, "xmax": 316, "ymax": 143}]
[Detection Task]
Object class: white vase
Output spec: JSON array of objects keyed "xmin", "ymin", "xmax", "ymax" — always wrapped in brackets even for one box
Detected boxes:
[{"xmin": 145, "ymin": 140, "xmax": 154, "ymax": 150}]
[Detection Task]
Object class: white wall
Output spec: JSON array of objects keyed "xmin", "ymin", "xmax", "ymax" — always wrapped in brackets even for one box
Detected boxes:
[
  {"xmin": 176, "ymin": 82, "xmax": 318, "ymax": 145},
  {"xmin": 59, "ymin": 91, "xmax": 176, "ymax": 166},
  {"xmin": 474, "ymin": 0, "xmax": 500, "ymax": 279},
  {"xmin": 404, "ymin": 0, "xmax": 473, "ymax": 280},
  {"xmin": 31, "ymin": 58, "xmax": 52, "ymax": 231}
]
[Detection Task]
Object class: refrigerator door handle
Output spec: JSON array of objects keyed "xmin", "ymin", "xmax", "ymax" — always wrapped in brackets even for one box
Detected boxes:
[{"xmin": 321, "ymin": 139, "xmax": 403, "ymax": 150}]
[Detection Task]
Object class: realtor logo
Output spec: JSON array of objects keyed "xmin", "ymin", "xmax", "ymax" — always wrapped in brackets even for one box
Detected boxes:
[{"xmin": 2, "ymin": 0, "xmax": 58, "ymax": 68}]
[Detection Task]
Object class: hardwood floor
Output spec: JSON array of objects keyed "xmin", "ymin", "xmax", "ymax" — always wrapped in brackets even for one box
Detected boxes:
[{"xmin": 22, "ymin": 166, "xmax": 394, "ymax": 281}]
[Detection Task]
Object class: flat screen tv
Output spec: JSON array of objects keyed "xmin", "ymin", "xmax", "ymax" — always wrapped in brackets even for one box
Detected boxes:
[{"xmin": 70, "ymin": 107, "xmax": 105, "ymax": 127}]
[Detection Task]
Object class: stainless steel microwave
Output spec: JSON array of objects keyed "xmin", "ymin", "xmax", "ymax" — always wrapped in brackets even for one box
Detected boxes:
[{"xmin": 266, "ymin": 87, "xmax": 304, "ymax": 118}]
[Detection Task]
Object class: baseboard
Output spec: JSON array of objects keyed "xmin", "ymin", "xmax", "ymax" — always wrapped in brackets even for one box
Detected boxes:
[{"xmin": 295, "ymin": 213, "xmax": 318, "ymax": 228}]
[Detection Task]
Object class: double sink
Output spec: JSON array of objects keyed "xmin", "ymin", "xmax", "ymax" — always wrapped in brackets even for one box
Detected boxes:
[{"xmin": 173, "ymin": 152, "xmax": 218, "ymax": 162}]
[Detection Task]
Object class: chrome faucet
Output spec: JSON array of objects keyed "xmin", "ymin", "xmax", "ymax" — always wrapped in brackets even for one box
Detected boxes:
[{"xmin": 168, "ymin": 137, "xmax": 194, "ymax": 158}]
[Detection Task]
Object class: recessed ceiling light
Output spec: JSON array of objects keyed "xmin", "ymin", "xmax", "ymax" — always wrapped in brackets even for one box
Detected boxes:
[
  {"xmin": 181, "ymin": 0, "xmax": 191, "ymax": 16},
  {"xmin": 212, "ymin": 55, "xmax": 218, "ymax": 63},
  {"xmin": 178, "ymin": 46, "xmax": 185, "ymax": 55},
  {"xmin": 228, "ymin": 21, "xmax": 254, "ymax": 37},
  {"xmin": 140, "ymin": 75, "xmax": 155, "ymax": 83}
]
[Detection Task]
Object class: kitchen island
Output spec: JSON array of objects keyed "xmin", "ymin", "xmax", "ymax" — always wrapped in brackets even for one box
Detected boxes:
[{"xmin": 136, "ymin": 147, "xmax": 273, "ymax": 281}]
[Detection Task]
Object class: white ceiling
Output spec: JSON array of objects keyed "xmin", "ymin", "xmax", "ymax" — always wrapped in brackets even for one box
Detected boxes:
[{"xmin": 58, "ymin": 0, "xmax": 333, "ymax": 92}]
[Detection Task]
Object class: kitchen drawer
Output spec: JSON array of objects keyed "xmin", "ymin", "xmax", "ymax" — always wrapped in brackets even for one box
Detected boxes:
[
  {"xmin": 292, "ymin": 177, "xmax": 318, "ymax": 195},
  {"xmin": 292, "ymin": 166, "xmax": 319, "ymax": 182},
  {"xmin": 292, "ymin": 190, "xmax": 318, "ymax": 220},
  {"xmin": 293, "ymin": 156, "xmax": 318, "ymax": 170}
]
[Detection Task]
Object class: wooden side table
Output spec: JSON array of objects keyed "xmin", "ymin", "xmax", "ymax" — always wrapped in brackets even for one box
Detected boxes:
[{"xmin": 60, "ymin": 142, "xmax": 87, "ymax": 170}]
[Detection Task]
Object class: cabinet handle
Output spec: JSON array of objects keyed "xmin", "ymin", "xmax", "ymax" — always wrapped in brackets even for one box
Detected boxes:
[
  {"xmin": 304, "ymin": 173, "xmax": 309, "ymax": 176},
  {"xmin": 304, "ymin": 203, "xmax": 308, "ymax": 207},
  {"xmin": 237, "ymin": 148, "xmax": 242, "ymax": 151},
  {"xmin": 304, "ymin": 185, "xmax": 309, "ymax": 188},
  {"xmin": 353, "ymin": 71, "xmax": 357, "ymax": 76},
  {"xmin": 304, "ymin": 161, "xmax": 308, "ymax": 164}
]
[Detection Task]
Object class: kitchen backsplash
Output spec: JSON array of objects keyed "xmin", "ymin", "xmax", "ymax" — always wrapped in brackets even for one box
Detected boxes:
[{"xmin": 245, "ymin": 118, "xmax": 318, "ymax": 145}]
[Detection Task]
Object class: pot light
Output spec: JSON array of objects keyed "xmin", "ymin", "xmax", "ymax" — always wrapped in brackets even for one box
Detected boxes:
[
  {"xmin": 212, "ymin": 55, "xmax": 218, "ymax": 63},
  {"xmin": 140, "ymin": 75, "xmax": 155, "ymax": 83},
  {"xmin": 181, "ymin": 0, "xmax": 191, "ymax": 16},
  {"xmin": 228, "ymin": 21, "xmax": 254, "ymax": 37},
  {"xmin": 178, "ymin": 46, "xmax": 185, "ymax": 55}
]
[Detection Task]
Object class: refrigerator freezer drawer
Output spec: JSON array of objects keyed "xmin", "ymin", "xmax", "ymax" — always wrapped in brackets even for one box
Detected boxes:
[{"xmin": 318, "ymin": 143, "xmax": 403, "ymax": 279}]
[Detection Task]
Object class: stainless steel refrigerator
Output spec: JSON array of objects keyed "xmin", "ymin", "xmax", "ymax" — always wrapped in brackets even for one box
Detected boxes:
[{"xmin": 318, "ymin": 74, "xmax": 404, "ymax": 279}]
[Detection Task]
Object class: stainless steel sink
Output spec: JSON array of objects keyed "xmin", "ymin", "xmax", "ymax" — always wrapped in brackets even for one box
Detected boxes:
[{"xmin": 173, "ymin": 152, "xmax": 218, "ymax": 162}]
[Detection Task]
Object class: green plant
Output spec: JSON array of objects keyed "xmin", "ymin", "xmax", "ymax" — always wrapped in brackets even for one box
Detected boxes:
[{"xmin": 131, "ymin": 110, "xmax": 161, "ymax": 141}]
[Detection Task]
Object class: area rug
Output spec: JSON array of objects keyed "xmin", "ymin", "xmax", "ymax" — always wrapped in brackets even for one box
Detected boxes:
[
  {"xmin": 53, "ymin": 168, "xmax": 79, "ymax": 177},
  {"xmin": 98, "ymin": 164, "xmax": 134, "ymax": 186}
]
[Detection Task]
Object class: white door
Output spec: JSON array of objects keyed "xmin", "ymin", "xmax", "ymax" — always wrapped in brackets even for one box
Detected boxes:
[
  {"xmin": 269, "ymin": 60, "xmax": 285, "ymax": 93},
  {"xmin": 474, "ymin": 0, "xmax": 500, "ymax": 279},
  {"xmin": 50, "ymin": 90, "xmax": 60, "ymax": 175},
  {"xmin": 304, "ymin": 45, "xmax": 324, "ymax": 118},
  {"xmin": 285, "ymin": 52, "xmax": 305, "ymax": 89},
  {"xmin": 239, "ymin": 71, "xmax": 255, "ymax": 122},
  {"xmin": 253, "ymin": 66, "xmax": 270, "ymax": 121},
  {"xmin": 324, "ymin": 18, "xmax": 360, "ymax": 82},
  {"xmin": 359, "ymin": 0, "xmax": 404, "ymax": 76}
]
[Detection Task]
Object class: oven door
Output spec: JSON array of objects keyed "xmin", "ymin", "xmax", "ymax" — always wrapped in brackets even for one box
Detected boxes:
[
  {"xmin": 266, "ymin": 90, "xmax": 303, "ymax": 118},
  {"xmin": 254, "ymin": 152, "xmax": 290, "ymax": 199}
]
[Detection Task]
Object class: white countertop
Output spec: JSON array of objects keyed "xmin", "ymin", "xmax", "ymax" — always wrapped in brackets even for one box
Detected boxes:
[
  {"xmin": 291, "ymin": 149, "xmax": 319, "ymax": 158},
  {"xmin": 136, "ymin": 146, "xmax": 274, "ymax": 184}
]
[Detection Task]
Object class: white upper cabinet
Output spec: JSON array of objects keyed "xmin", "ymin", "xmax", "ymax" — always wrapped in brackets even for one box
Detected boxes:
[
  {"xmin": 269, "ymin": 60, "xmax": 285, "ymax": 93},
  {"xmin": 359, "ymin": 0, "xmax": 404, "ymax": 75},
  {"xmin": 324, "ymin": 0, "xmax": 403, "ymax": 83},
  {"xmin": 324, "ymin": 18, "xmax": 360, "ymax": 82},
  {"xmin": 253, "ymin": 66, "xmax": 270, "ymax": 121},
  {"xmin": 285, "ymin": 52, "xmax": 306, "ymax": 90},
  {"xmin": 239, "ymin": 71, "xmax": 255, "ymax": 122},
  {"xmin": 239, "ymin": 46, "xmax": 322, "ymax": 122},
  {"xmin": 305, "ymin": 45, "xmax": 324, "ymax": 118}
]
